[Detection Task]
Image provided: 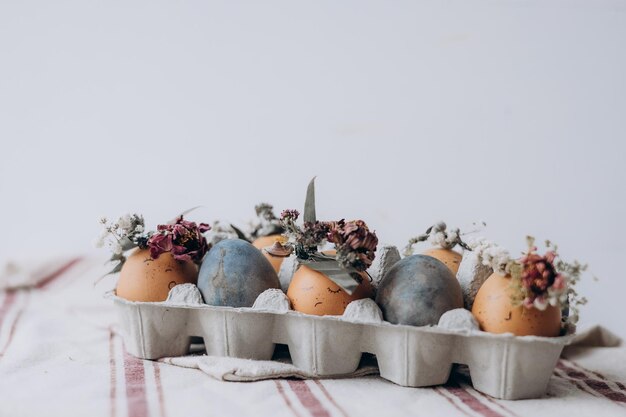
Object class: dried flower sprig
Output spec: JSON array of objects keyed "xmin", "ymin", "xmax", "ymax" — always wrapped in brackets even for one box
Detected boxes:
[
  {"xmin": 248, "ymin": 203, "xmax": 285, "ymax": 239},
  {"xmin": 403, "ymin": 221, "xmax": 474, "ymax": 256},
  {"xmin": 280, "ymin": 210, "xmax": 379, "ymax": 272},
  {"xmin": 147, "ymin": 216, "xmax": 210, "ymax": 263},
  {"xmin": 95, "ymin": 214, "xmax": 149, "ymax": 255},
  {"xmin": 327, "ymin": 219, "xmax": 378, "ymax": 272},
  {"xmin": 468, "ymin": 237, "xmax": 513, "ymax": 275},
  {"xmin": 205, "ymin": 221, "xmax": 240, "ymax": 246},
  {"xmin": 470, "ymin": 236, "xmax": 588, "ymax": 329},
  {"xmin": 510, "ymin": 237, "xmax": 587, "ymax": 327},
  {"xmin": 96, "ymin": 212, "xmax": 211, "ymax": 278},
  {"xmin": 277, "ymin": 177, "xmax": 379, "ymax": 295}
]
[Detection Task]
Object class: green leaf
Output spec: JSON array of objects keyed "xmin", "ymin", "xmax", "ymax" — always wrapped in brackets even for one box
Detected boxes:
[
  {"xmin": 107, "ymin": 261, "xmax": 124, "ymax": 275},
  {"xmin": 299, "ymin": 253, "xmax": 360, "ymax": 295},
  {"xmin": 230, "ymin": 224, "xmax": 251, "ymax": 242},
  {"xmin": 94, "ymin": 260, "xmax": 124, "ymax": 286},
  {"xmin": 108, "ymin": 252, "xmax": 125, "ymax": 263},
  {"xmin": 119, "ymin": 237, "xmax": 137, "ymax": 251},
  {"xmin": 167, "ymin": 206, "xmax": 203, "ymax": 224},
  {"xmin": 303, "ymin": 177, "xmax": 316, "ymax": 223}
]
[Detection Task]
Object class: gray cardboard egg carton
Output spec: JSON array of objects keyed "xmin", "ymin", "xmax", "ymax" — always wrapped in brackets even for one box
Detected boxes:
[{"xmin": 110, "ymin": 291, "xmax": 570, "ymax": 400}]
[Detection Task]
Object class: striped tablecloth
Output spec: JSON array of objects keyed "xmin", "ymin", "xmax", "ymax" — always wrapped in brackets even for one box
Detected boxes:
[{"xmin": 0, "ymin": 257, "xmax": 625, "ymax": 417}]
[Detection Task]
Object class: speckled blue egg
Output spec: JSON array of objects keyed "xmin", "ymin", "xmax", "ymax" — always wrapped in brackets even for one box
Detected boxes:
[
  {"xmin": 198, "ymin": 239, "xmax": 281, "ymax": 307},
  {"xmin": 375, "ymin": 255, "xmax": 463, "ymax": 326}
]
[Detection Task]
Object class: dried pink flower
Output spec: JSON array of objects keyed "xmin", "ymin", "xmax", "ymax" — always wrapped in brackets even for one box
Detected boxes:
[
  {"xmin": 518, "ymin": 247, "xmax": 562, "ymax": 308},
  {"xmin": 280, "ymin": 209, "xmax": 300, "ymax": 221},
  {"xmin": 327, "ymin": 219, "xmax": 378, "ymax": 272},
  {"xmin": 147, "ymin": 216, "xmax": 210, "ymax": 263}
]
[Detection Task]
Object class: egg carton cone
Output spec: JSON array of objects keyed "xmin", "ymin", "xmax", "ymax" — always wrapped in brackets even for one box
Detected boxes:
[{"xmin": 108, "ymin": 290, "xmax": 572, "ymax": 400}]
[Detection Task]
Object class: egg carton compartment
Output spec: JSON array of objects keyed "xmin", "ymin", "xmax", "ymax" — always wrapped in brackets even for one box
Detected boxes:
[{"xmin": 109, "ymin": 291, "xmax": 571, "ymax": 400}]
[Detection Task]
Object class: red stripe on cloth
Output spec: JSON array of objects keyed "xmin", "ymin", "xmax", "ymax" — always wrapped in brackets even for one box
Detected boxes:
[
  {"xmin": 563, "ymin": 359, "xmax": 626, "ymax": 392},
  {"xmin": 109, "ymin": 330, "xmax": 117, "ymax": 417},
  {"xmin": 0, "ymin": 291, "xmax": 17, "ymax": 325},
  {"xmin": 557, "ymin": 360, "xmax": 626, "ymax": 404},
  {"xmin": 123, "ymin": 347, "xmax": 149, "ymax": 417},
  {"xmin": 153, "ymin": 362, "xmax": 167, "ymax": 417},
  {"xmin": 313, "ymin": 380, "xmax": 349, "ymax": 417},
  {"xmin": 591, "ymin": 371, "xmax": 626, "ymax": 391},
  {"xmin": 457, "ymin": 371, "xmax": 521, "ymax": 417},
  {"xmin": 434, "ymin": 387, "xmax": 474, "ymax": 417},
  {"xmin": 553, "ymin": 367, "xmax": 595, "ymax": 397},
  {"xmin": 275, "ymin": 380, "xmax": 305, "ymax": 417},
  {"xmin": 35, "ymin": 258, "xmax": 82, "ymax": 289},
  {"xmin": 442, "ymin": 380, "xmax": 506, "ymax": 417},
  {"xmin": 0, "ymin": 292, "xmax": 29, "ymax": 358},
  {"xmin": 287, "ymin": 380, "xmax": 332, "ymax": 417}
]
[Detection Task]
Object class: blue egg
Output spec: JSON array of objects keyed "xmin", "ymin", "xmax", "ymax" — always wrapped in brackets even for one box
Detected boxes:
[
  {"xmin": 375, "ymin": 255, "xmax": 463, "ymax": 326},
  {"xmin": 198, "ymin": 239, "xmax": 281, "ymax": 307}
]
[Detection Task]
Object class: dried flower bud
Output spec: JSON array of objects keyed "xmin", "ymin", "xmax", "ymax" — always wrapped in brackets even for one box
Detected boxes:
[
  {"xmin": 147, "ymin": 216, "xmax": 210, "ymax": 263},
  {"xmin": 327, "ymin": 219, "xmax": 378, "ymax": 272},
  {"xmin": 280, "ymin": 209, "xmax": 300, "ymax": 221}
]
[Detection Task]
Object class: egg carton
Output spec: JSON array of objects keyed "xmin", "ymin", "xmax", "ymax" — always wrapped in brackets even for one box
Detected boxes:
[{"xmin": 109, "ymin": 291, "xmax": 571, "ymax": 400}]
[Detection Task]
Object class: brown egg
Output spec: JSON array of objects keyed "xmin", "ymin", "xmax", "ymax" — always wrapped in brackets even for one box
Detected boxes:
[
  {"xmin": 252, "ymin": 234, "xmax": 288, "ymax": 273},
  {"xmin": 422, "ymin": 248, "xmax": 462, "ymax": 275},
  {"xmin": 287, "ymin": 265, "xmax": 374, "ymax": 316},
  {"xmin": 116, "ymin": 249, "xmax": 198, "ymax": 302},
  {"xmin": 472, "ymin": 272, "xmax": 561, "ymax": 337}
]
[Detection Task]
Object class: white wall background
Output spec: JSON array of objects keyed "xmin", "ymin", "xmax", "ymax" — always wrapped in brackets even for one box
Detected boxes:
[{"xmin": 1, "ymin": 0, "xmax": 625, "ymax": 337}]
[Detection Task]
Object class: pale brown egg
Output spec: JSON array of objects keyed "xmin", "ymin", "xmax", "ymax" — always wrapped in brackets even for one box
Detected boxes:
[
  {"xmin": 472, "ymin": 272, "xmax": 561, "ymax": 337},
  {"xmin": 422, "ymin": 248, "xmax": 462, "ymax": 275},
  {"xmin": 252, "ymin": 234, "xmax": 288, "ymax": 273},
  {"xmin": 116, "ymin": 249, "xmax": 198, "ymax": 302},
  {"xmin": 286, "ymin": 265, "xmax": 374, "ymax": 316}
]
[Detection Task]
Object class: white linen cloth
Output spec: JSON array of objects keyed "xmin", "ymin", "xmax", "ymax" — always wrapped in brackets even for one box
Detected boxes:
[
  {"xmin": 159, "ymin": 348, "xmax": 379, "ymax": 382},
  {"xmin": 1, "ymin": 257, "xmax": 625, "ymax": 417}
]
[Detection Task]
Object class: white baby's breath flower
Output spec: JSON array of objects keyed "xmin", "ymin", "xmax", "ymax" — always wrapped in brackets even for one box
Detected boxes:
[
  {"xmin": 93, "ymin": 228, "xmax": 110, "ymax": 248},
  {"xmin": 548, "ymin": 296, "xmax": 559, "ymax": 307},
  {"xmin": 431, "ymin": 221, "xmax": 446, "ymax": 233},
  {"xmin": 533, "ymin": 297, "xmax": 548, "ymax": 311},
  {"xmin": 117, "ymin": 214, "xmax": 133, "ymax": 232},
  {"xmin": 134, "ymin": 224, "xmax": 144, "ymax": 233},
  {"xmin": 428, "ymin": 231, "xmax": 447, "ymax": 248},
  {"xmin": 111, "ymin": 241, "xmax": 123, "ymax": 255},
  {"xmin": 446, "ymin": 228, "xmax": 460, "ymax": 245},
  {"xmin": 205, "ymin": 221, "xmax": 239, "ymax": 246},
  {"xmin": 469, "ymin": 237, "xmax": 512, "ymax": 275}
]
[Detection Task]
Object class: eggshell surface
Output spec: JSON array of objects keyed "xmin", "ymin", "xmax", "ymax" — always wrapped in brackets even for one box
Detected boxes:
[
  {"xmin": 376, "ymin": 254, "xmax": 463, "ymax": 326},
  {"xmin": 287, "ymin": 265, "xmax": 374, "ymax": 316},
  {"xmin": 422, "ymin": 248, "xmax": 463, "ymax": 275},
  {"xmin": 472, "ymin": 272, "xmax": 561, "ymax": 337},
  {"xmin": 116, "ymin": 249, "xmax": 198, "ymax": 302},
  {"xmin": 198, "ymin": 239, "xmax": 281, "ymax": 307}
]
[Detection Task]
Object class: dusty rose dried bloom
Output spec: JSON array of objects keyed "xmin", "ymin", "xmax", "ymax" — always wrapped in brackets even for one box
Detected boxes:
[
  {"xmin": 148, "ymin": 216, "xmax": 210, "ymax": 263},
  {"xmin": 327, "ymin": 219, "xmax": 378, "ymax": 272},
  {"xmin": 280, "ymin": 209, "xmax": 300, "ymax": 221},
  {"xmin": 297, "ymin": 221, "xmax": 332, "ymax": 249},
  {"xmin": 518, "ymin": 248, "xmax": 561, "ymax": 307}
]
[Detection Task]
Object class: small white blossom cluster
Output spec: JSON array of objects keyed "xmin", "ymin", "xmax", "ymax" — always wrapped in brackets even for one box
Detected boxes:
[
  {"xmin": 205, "ymin": 221, "xmax": 239, "ymax": 246},
  {"xmin": 94, "ymin": 214, "xmax": 146, "ymax": 255},
  {"xmin": 428, "ymin": 222, "xmax": 461, "ymax": 250},
  {"xmin": 467, "ymin": 237, "xmax": 512, "ymax": 275},
  {"xmin": 246, "ymin": 203, "xmax": 284, "ymax": 240},
  {"xmin": 404, "ymin": 221, "xmax": 470, "ymax": 256},
  {"xmin": 536, "ymin": 286, "xmax": 569, "ymax": 311}
]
